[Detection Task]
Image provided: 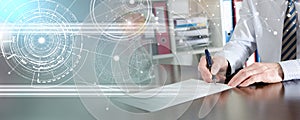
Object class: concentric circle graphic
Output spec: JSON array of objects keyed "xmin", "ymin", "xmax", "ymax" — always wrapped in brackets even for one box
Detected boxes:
[
  {"xmin": 110, "ymin": 39, "xmax": 159, "ymax": 95},
  {"xmin": 73, "ymin": 0, "xmax": 203, "ymax": 119},
  {"xmin": 0, "ymin": 0, "xmax": 84, "ymax": 85},
  {"xmin": 89, "ymin": 0, "xmax": 152, "ymax": 41},
  {"xmin": 0, "ymin": 0, "xmax": 231, "ymax": 119}
]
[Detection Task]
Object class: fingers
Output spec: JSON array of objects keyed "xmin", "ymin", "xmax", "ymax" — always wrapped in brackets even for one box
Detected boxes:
[
  {"xmin": 215, "ymin": 74, "xmax": 226, "ymax": 83},
  {"xmin": 239, "ymin": 73, "xmax": 262, "ymax": 87},
  {"xmin": 211, "ymin": 63, "xmax": 221, "ymax": 75},
  {"xmin": 228, "ymin": 63, "xmax": 268, "ymax": 87},
  {"xmin": 228, "ymin": 63, "xmax": 284, "ymax": 87},
  {"xmin": 198, "ymin": 56, "xmax": 228, "ymax": 83},
  {"xmin": 198, "ymin": 56, "xmax": 212, "ymax": 82}
]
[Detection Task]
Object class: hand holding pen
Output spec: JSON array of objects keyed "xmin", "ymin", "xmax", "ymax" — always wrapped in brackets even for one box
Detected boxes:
[
  {"xmin": 198, "ymin": 49, "xmax": 229, "ymax": 84},
  {"xmin": 205, "ymin": 49, "xmax": 216, "ymax": 84}
]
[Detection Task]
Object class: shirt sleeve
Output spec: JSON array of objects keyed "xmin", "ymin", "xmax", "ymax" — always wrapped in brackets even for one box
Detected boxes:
[
  {"xmin": 279, "ymin": 60, "xmax": 300, "ymax": 81},
  {"xmin": 215, "ymin": 0, "xmax": 257, "ymax": 74}
]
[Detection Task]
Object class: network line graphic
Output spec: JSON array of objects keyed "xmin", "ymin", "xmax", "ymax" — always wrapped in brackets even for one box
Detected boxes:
[
  {"xmin": 0, "ymin": 0, "xmax": 214, "ymax": 119},
  {"xmin": 0, "ymin": 0, "xmax": 84, "ymax": 86},
  {"xmin": 0, "ymin": 0, "xmax": 157, "ymax": 87},
  {"xmin": 73, "ymin": 0, "xmax": 199, "ymax": 120}
]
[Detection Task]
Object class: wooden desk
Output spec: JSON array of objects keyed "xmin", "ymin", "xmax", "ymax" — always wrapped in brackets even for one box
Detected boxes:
[
  {"xmin": 0, "ymin": 66, "xmax": 299, "ymax": 120},
  {"xmin": 73, "ymin": 66, "xmax": 300, "ymax": 120},
  {"xmin": 178, "ymin": 81, "xmax": 300, "ymax": 120}
]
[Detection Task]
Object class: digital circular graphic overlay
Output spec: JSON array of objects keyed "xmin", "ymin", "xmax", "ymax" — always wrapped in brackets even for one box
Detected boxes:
[
  {"xmin": 110, "ymin": 39, "xmax": 159, "ymax": 96},
  {"xmin": 0, "ymin": 0, "xmax": 83, "ymax": 85},
  {"xmin": 89, "ymin": 0, "xmax": 152, "ymax": 41},
  {"xmin": 73, "ymin": 1, "xmax": 201, "ymax": 119},
  {"xmin": 73, "ymin": 0, "xmax": 231, "ymax": 119},
  {"xmin": 76, "ymin": 35, "xmax": 196, "ymax": 120}
]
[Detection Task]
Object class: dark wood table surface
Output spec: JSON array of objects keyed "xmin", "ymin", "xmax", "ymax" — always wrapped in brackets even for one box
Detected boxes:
[
  {"xmin": 0, "ymin": 66, "xmax": 299, "ymax": 120},
  {"xmin": 178, "ymin": 80, "xmax": 300, "ymax": 120}
]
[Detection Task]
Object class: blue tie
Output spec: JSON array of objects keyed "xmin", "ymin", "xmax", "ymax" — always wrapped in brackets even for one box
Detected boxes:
[{"xmin": 282, "ymin": 0, "xmax": 298, "ymax": 61}]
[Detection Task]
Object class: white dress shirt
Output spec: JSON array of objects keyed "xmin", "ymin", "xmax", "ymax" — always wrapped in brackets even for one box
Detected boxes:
[{"xmin": 216, "ymin": 0, "xmax": 300, "ymax": 81}]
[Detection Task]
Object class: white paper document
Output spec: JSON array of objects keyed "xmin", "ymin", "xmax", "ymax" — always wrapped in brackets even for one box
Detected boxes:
[{"xmin": 115, "ymin": 79, "xmax": 232, "ymax": 112}]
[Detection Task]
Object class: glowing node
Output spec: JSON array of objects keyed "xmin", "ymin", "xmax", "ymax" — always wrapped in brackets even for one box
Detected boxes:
[
  {"xmin": 140, "ymin": 71, "xmax": 143, "ymax": 74},
  {"xmin": 113, "ymin": 56, "xmax": 120, "ymax": 61},
  {"xmin": 38, "ymin": 37, "xmax": 46, "ymax": 44},
  {"xmin": 129, "ymin": 0, "xmax": 135, "ymax": 4},
  {"xmin": 127, "ymin": 21, "xmax": 132, "ymax": 25}
]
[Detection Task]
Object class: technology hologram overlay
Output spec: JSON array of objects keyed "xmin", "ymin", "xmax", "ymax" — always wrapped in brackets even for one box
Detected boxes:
[
  {"xmin": 0, "ymin": 0, "xmax": 223, "ymax": 120},
  {"xmin": 0, "ymin": 0, "xmax": 84, "ymax": 86},
  {"xmin": 73, "ymin": 0, "xmax": 200, "ymax": 120}
]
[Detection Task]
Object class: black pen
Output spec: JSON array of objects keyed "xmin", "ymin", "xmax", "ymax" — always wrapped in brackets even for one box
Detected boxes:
[{"xmin": 205, "ymin": 49, "xmax": 216, "ymax": 84}]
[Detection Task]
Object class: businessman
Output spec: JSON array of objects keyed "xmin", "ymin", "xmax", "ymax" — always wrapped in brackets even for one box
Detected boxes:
[{"xmin": 198, "ymin": 0, "xmax": 300, "ymax": 87}]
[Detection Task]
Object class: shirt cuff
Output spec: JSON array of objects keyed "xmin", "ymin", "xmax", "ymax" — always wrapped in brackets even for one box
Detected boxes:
[{"xmin": 279, "ymin": 60, "xmax": 300, "ymax": 81}]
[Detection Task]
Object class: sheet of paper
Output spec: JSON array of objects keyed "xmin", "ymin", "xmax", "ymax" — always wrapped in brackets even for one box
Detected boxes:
[{"xmin": 114, "ymin": 79, "xmax": 232, "ymax": 112}]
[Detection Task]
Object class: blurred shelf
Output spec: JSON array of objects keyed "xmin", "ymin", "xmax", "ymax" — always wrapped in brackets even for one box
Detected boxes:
[
  {"xmin": 152, "ymin": 0, "xmax": 228, "ymax": 65},
  {"xmin": 185, "ymin": 46, "xmax": 223, "ymax": 55},
  {"xmin": 152, "ymin": 46, "xmax": 222, "ymax": 60},
  {"xmin": 152, "ymin": 54, "xmax": 174, "ymax": 60}
]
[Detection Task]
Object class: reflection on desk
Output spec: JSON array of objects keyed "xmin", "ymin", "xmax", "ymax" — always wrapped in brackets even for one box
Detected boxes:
[
  {"xmin": 0, "ymin": 65, "xmax": 299, "ymax": 120},
  {"xmin": 80, "ymin": 79, "xmax": 300, "ymax": 120},
  {"xmin": 179, "ymin": 80, "xmax": 300, "ymax": 120},
  {"xmin": 234, "ymin": 82, "xmax": 284, "ymax": 101}
]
